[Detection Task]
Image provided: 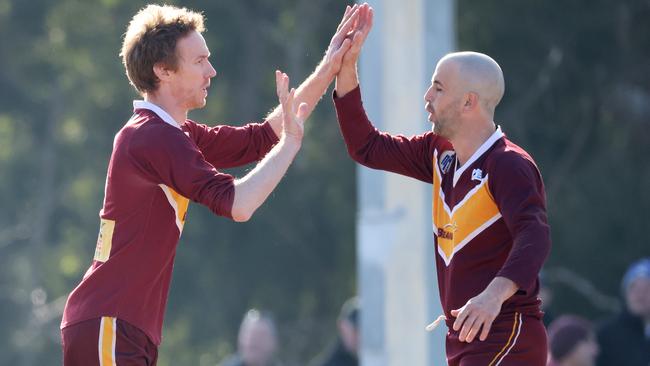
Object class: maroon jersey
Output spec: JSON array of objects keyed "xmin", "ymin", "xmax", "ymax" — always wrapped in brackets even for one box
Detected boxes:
[
  {"xmin": 333, "ymin": 87, "xmax": 551, "ymax": 323},
  {"xmin": 61, "ymin": 101, "xmax": 278, "ymax": 345}
]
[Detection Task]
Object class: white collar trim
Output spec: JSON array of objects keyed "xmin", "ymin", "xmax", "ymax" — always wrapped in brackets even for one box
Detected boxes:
[
  {"xmin": 133, "ymin": 100, "xmax": 181, "ymax": 129},
  {"xmin": 453, "ymin": 126, "xmax": 504, "ymax": 186}
]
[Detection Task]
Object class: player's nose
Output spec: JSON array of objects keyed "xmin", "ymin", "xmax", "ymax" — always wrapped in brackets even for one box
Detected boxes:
[{"xmin": 207, "ymin": 61, "xmax": 217, "ymax": 78}]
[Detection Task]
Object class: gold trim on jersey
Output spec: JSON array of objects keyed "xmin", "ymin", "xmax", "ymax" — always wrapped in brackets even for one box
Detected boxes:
[
  {"xmin": 98, "ymin": 316, "xmax": 117, "ymax": 366},
  {"xmin": 432, "ymin": 150, "xmax": 502, "ymax": 266},
  {"xmin": 489, "ymin": 312, "xmax": 523, "ymax": 365},
  {"xmin": 158, "ymin": 184, "xmax": 189, "ymax": 234}
]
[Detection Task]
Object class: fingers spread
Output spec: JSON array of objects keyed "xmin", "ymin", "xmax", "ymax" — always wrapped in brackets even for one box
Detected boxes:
[
  {"xmin": 479, "ymin": 320, "xmax": 492, "ymax": 341},
  {"xmin": 459, "ymin": 314, "xmax": 478, "ymax": 342},
  {"xmin": 452, "ymin": 307, "xmax": 467, "ymax": 331},
  {"xmin": 464, "ymin": 318, "xmax": 482, "ymax": 343}
]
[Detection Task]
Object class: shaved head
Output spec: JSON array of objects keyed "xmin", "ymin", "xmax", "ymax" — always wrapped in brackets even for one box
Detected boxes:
[{"xmin": 437, "ymin": 52, "xmax": 505, "ymax": 114}]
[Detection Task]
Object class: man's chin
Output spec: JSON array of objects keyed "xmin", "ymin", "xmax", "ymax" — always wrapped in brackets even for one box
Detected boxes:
[
  {"xmin": 190, "ymin": 99, "xmax": 207, "ymax": 110},
  {"xmin": 433, "ymin": 124, "xmax": 452, "ymax": 139}
]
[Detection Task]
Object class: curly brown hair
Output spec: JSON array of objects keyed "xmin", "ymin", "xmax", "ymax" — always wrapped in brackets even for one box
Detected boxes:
[{"xmin": 120, "ymin": 4, "xmax": 205, "ymax": 95}]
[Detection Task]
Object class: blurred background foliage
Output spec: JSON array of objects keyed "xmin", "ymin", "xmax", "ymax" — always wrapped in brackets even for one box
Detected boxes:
[{"xmin": 0, "ymin": 0, "xmax": 648, "ymax": 365}]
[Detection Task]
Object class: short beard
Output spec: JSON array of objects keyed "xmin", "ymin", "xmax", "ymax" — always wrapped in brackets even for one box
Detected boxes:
[
  {"xmin": 432, "ymin": 104, "xmax": 460, "ymax": 139},
  {"xmin": 433, "ymin": 121, "xmax": 446, "ymax": 137}
]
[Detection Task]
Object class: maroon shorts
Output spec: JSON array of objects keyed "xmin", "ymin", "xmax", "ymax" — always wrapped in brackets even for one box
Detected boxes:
[
  {"xmin": 61, "ymin": 317, "xmax": 158, "ymax": 366},
  {"xmin": 446, "ymin": 312, "xmax": 547, "ymax": 366}
]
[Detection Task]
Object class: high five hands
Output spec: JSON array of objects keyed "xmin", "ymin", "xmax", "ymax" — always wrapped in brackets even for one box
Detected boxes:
[
  {"xmin": 340, "ymin": 3, "xmax": 374, "ymax": 71},
  {"xmin": 323, "ymin": 3, "xmax": 375, "ymax": 79},
  {"xmin": 334, "ymin": 3, "xmax": 374, "ymax": 97}
]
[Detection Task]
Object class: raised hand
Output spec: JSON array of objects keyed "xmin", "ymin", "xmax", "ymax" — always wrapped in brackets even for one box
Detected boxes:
[
  {"xmin": 334, "ymin": 3, "xmax": 374, "ymax": 97},
  {"xmin": 275, "ymin": 70, "xmax": 308, "ymax": 142},
  {"xmin": 341, "ymin": 3, "xmax": 374, "ymax": 70},
  {"xmin": 264, "ymin": 5, "xmax": 368, "ymax": 138},
  {"xmin": 321, "ymin": 4, "xmax": 361, "ymax": 78}
]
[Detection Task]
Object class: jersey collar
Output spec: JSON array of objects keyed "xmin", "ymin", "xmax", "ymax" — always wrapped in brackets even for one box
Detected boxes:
[
  {"xmin": 133, "ymin": 100, "xmax": 181, "ymax": 130},
  {"xmin": 453, "ymin": 126, "xmax": 504, "ymax": 186}
]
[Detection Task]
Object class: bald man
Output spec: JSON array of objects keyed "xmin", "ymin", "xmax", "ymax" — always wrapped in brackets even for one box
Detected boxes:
[
  {"xmin": 221, "ymin": 310, "xmax": 280, "ymax": 366},
  {"xmin": 332, "ymin": 5, "xmax": 550, "ymax": 365}
]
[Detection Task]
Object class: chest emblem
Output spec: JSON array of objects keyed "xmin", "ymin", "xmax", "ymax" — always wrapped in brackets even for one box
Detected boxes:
[
  {"xmin": 432, "ymin": 151, "xmax": 502, "ymax": 265},
  {"xmin": 439, "ymin": 150, "xmax": 455, "ymax": 174},
  {"xmin": 471, "ymin": 168, "xmax": 483, "ymax": 182}
]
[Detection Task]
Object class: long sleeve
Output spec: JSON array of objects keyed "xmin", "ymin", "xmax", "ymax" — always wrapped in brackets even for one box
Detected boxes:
[
  {"xmin": 489, "ymin": 151, "xmax": 551, "ymax": 294},
  {"xmin": 333, "ymin": 86, "xmax": 448, "ymax": 184},
  {"xmin": 129, "ymin": 123, "xmax": 236, "ymax": 218},
  {"xmin": 183, "ymin": 120, "xmax": 279, "ymax": 169}
]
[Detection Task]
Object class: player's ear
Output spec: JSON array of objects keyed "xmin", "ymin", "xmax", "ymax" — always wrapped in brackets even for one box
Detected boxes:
[
  {"xmin": 463, "ymin": 92, "xmax": 478, "ymax": 112},
  {"xmin": 153, "ymin": 62, "xmax": 173, "ymax": 82}
]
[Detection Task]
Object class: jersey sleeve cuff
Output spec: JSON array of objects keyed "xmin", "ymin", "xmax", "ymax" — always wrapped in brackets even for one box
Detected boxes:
[{"xmin": 260, "ymin": 120, "xmax": 280, "ymax": 145}]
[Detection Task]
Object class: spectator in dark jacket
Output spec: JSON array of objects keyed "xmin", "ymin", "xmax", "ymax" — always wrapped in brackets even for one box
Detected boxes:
[
  {"xmin": 596, "ymin": 258, "xmax": 650, "ymax": 366},
  {"xmin": 309, "ymin": 298, "xmax": 359, "ymax": 366}
]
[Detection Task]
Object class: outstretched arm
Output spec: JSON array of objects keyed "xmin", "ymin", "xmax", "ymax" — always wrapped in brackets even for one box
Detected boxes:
[
  {"xmin": 230, "ymin": 71, "xmax": 308, "ymax": 222},
  {"xmin": 330, "ymin": 4, "xmax": 442, "ymax": 183},
  {"xmin": 265, "ymin": 4, "xmax": 362, "ymax": 137},
  {"xmin": 184, "ymin": 121, "xmax": 278, "ymax": 169}
]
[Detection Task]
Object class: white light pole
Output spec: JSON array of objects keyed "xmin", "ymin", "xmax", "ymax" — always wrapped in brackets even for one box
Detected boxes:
[{"xmin": 357, "ymin": 0, "xmax": 455, "ymax": 365}]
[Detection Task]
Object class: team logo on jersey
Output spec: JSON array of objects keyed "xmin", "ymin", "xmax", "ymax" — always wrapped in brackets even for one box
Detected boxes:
[
  {"xmin": 471, "ymin": 168, "xmax": 483, "ymax": 182},
  {"xmin": 437, "ymin": 222, "xmax": 458, "ymax": 240},
  {"xmin": 439, "ymin": 150, "xmax": 455, "ymax": 174}
]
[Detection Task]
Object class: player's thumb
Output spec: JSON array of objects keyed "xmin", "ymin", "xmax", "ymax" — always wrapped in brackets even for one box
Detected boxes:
[
  {"xmin": 296, "ymin": 102, "xmax": 309, "ymax": 123},
  {"xmin": 450, "ymin": 309, "xmax": 460, "ymax": 317}
]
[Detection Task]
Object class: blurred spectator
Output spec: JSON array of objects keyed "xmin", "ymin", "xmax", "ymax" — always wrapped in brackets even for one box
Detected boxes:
[
  {"xmin": 309, "ymin": 297, "xmax": 359, "ymax": 366},
  {"xmin": 596, "ymin": 258, "xmax": 650, "ymax": 366},
  {"xmin": 547, "ymin": 315, "xmax": 598, "ymax": 366},
  {"xmin": 220, "ymin": 309, "xmax": 281, "ymax": 366}
]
